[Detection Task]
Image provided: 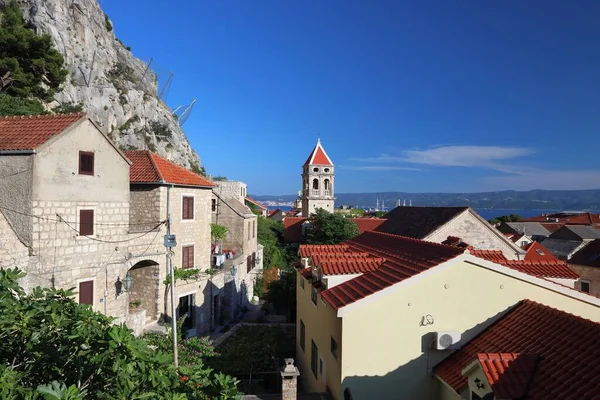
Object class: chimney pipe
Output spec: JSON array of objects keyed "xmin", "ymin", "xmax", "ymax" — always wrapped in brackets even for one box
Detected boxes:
[{"xmin": 281, "ymin": 358, "xmax": 300, "ymax": 400}]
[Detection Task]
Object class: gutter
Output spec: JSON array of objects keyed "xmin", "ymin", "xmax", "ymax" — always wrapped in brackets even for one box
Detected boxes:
[{"xmin": 0, "ymin": 150, "xmax": 35, "ymax": 155}]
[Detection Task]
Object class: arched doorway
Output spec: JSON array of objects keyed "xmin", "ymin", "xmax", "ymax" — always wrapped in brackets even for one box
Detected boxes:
[{"xmin": 128, "ymin": 260, "xmax": 160, "ymax": 321}]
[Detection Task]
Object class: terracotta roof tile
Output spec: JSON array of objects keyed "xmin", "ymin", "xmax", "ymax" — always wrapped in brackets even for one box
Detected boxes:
[
  {"xmin": 310, "ymin": 253, "xmax": 384, "ymax": 275},
  {"xmin": 299, "ymin": 244, "xmax": 351, "ymax": 258},
  {"xmin": 435, "ymin": 300, "xmax": 600, "ymax": 400},
  {"xmin": 284, "ymin": 217, "xmax": 308, "ymax": 243},
  {"xmin": 353, "ymin": 218, "xmax": 386, "ymax": 233},
  {"xmin": 0, "ymin": 113, "xmax": 85, "ymax": 150},
  {"xmin": 268, "ymin": 209, "xmax": 282, "ymax": 217},
  {"xmin": 125, "ymin": 150, "xmax": 215, "ymax": 187},
  {"xmin": 523, "ymin": 241, "xmax": 558, "ymax": 262},
  {"xmin": 476, "ymin": 353, "xmax": 540, "ymax": 399},
  {"xmin": 320, "ymin": 231, "xmax": 464, "ymax": 309},
  {"xmin": 470, "ymin": 249, "xmax": 508, "ymax": 264}
]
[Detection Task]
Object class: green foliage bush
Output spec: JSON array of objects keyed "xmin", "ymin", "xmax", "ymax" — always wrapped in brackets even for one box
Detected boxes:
[
  {"xmin": 488, "ymin": 213, "xmax": 521, "ymax": 225},
  {"xmin": 0, "ymin": 2, "xmax": 68, "ymax": 101},
  {"xmin": 306, "ymin": 208, "xmax": 360, "ymax": 244},
  {"xmin": 104, "ymin": 14, "xmax": 112, "ymax": 32},
  {"xmin": 211, "ymin": 223, "xmax": 228, "ymax": 243},
  {"xmin": 0, "ymin": 93, "xmax": 45, "ymax": 116},
  {"xmin": 0, "ymin": 267, "xmax": 240, "ymax": 399}
]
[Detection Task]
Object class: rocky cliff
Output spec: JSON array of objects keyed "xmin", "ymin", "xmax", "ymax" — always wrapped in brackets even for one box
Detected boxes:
[{"xmin": 3, "ymin": 0, "xmax": 202, "ymax": 171}]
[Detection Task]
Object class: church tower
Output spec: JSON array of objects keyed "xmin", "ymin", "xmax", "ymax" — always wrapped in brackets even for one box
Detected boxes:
[{"xmin": 301, "ymin": 138, "xmax": 335, "ymax": 216}]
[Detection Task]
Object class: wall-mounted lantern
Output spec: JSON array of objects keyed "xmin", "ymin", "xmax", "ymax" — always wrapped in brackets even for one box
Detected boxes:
[{"xmin": 124, "ymin": 271, "xmax": 133, "ymax": 292}]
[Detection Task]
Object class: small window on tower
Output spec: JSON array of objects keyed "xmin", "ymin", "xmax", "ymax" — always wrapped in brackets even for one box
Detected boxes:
[
  {"xmin": 324, "ymin": 168, "xmax": 330, "ymax": 173},
  {"xmin": 313, "ymin": 167, "xmax": 319, "ymax": 172}
]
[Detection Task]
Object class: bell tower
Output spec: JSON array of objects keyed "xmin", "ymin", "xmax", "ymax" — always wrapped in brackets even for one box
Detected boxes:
[{"xmin": 301, "ymin": 138, "xmax": 335, "ymax": 216}]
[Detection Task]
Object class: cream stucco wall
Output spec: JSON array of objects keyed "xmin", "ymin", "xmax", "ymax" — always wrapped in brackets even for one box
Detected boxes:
[
  {"xmin": 296, "ymin": 270, "xmax": 343, "ymax": 398},
  {"xmin": 427, "ymin": 210, "xmax": 524, "ymax": 260},
  {"xmin": 315, "ymin": 258, "xmax": 600, "ymax": 400}
]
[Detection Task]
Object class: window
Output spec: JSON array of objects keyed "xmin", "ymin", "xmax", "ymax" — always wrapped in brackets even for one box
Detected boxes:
[
  {"xmin": 211, "ymin": 199, "xmax": 217, "ymax": 212},
  {"xmin": 311, "ymin": 286, "xmax": 318, "ymax": 306},
  {"xmin": 311, "ymin": 340, "xmax": 318, "ymax": 378},
  {"xmin": 581, "ymin": 280, "xmax": 591, "ymax": 293},
  {"xmin": 330, "ymin": 336, "xmax": 338, "ymax": 359},
  {"xmin": 300, "ymin": 277, "xmax": 305, "ymax": 291},
  {"xmin": 536, "ymin": 249, "xmax": 545, "ymax": 256},
  {"xmin": 78, "ymin": 151, "xmax": 94, "ymax": 175},
  {"xmin": 319, "ymin": 357, "xmax": 325, "ymax": 380},
  {"xmin": 252, "ymin": 220, "xmax": 255, "ymax": 238},
  {"xmin": 79, "ymin": 280, "xmax": 93, "ymax": 305},
  {"xmin": 343, "ymin": 388, "xmax": 353, "ymax": 400},
  {"xmin": 521, "ymin": 241, "xmax": 527, "ymax": 247},
  {"xmin": 182, "ymin": 196, "xmax": 194, "ymax": 219},
  {"xmin": 178, "ymin": 294, "xmax": 196, "ymax": 331},
  {"xmin": 313, "ymin": 167, "xmax": 319, "ymax": 172},
  {"xmin": 79, "ymin": 209, "xmax": 94, "ymax": 236},
  {"xmin": 182, "ymin": 245, "xmax": 194, "ymax": 269},
  {"xmin": 248, "ymin": 221, "xmax": 251, "ymax": 240},
  {"xmin": 312, "ymin": 179, "xmax": 319, "ymax": 190},
  {"xmin": 300, "ymin": 320, "xmax": 306, "ymax": 351},
  {"xmin": 324, "ymin": 168, "xmax": 330, "ymax": 173}
]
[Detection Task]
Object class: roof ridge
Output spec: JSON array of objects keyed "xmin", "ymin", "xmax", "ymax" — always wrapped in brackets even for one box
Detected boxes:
[
  {"xmin": 348, "ymin": 230, "xmax": 466, "ymax": 253},
  {"xmin": 147, "ymin": 151, "xmax": 165, "ymax": 182},
  {"xmin": 0, "ymin": 112, "xmax": 86, "ymax": 120}
]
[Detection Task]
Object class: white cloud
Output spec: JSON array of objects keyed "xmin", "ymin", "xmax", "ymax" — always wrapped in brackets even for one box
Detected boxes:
[
  {"xmin": 353, "ymin": 146, "xmax": 533, "ymax": 172},
  {"xmin": 338, "ymin": 165, "xmax": 422, "ymax": 171}
]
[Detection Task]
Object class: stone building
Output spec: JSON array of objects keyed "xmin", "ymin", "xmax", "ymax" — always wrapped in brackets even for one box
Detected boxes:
[
  {"xmin": 125, "ymin": 150, "xmax": 216, "ymax": 335},
  {"xmin": 301, "ymin": 139, "xmax": 335, "ymax": 216},
  {"xmin": 212, "ymin": 180, "xmax": 262, "ymax": 326},
  {"xmin": 0, "ymin": 113, "xmax": 133, "ymax": 320}
]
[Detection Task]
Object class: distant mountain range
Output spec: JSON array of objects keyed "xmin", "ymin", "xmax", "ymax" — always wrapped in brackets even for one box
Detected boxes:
[{"xmin": 252, "ymin": 189, "xmax": 600, "ymax": 210}]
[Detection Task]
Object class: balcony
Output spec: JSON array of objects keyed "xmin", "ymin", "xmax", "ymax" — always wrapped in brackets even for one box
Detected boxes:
[
  {"xmin": 324, "ymin": 190, "xmax": 331, "ymax": 197},
  {"xmin": 311, "ymin": 190, "xmax": 319, "ymax": 196}
]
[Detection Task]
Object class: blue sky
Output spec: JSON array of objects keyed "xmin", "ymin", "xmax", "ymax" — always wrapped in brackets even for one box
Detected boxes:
[{"xmin": 100, "ymin": 0, "xmax": 600, "ymax": 195}]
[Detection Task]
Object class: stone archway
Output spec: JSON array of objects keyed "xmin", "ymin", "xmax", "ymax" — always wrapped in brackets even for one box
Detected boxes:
[{"xmin": 128, "ymin": 260, "xmax": 160, "ymax": 321}]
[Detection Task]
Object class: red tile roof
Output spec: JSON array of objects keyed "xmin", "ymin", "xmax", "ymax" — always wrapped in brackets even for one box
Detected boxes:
[
  {"xmin": 320, "ymin": 231, "xmax": 464, "ymax": 309},
  {"xmin": 268, "ymin": 209, "xmax": 282, "ymax": 217},
  {"xmin": 435, "ymin": 300, "xmax": 600, "ymax": 400},
  {"xmin": 299, "ymin": 244, "xmax": 351, "ymax": 258},
  {"xmin": 284, "ymin": 217, "xmax": 308, "ymax": 243},
  {"xmin": 0, "ymin": 113, "xmax": 85, "ymax": 150},
  {"xmin": 303, "ymin": 139, "xmax": 333, "ymax": 166},
  {"xmin": 311, "ymin": 254, "xmax": 384, "ymax": 275},
  {"xmin": 523, "ymin": 241, "xmax": 558, "ymax": 262},
  {"xmin": 470, "ymin": 248, "xmax": 577, "ymax": 279},
  {"xmin": 476, "ymin": 353, "xmax": 540, "ymax": 399},
  {"xmin": 502, "ymin": 260, "xmax": 579, "ymax": 279},
  {"xmin": 521, "ymin": 212, "xmax": 600, "ymax": 225},
  {"xmin": 470, "ymin": 249, "xmax": 508, "ymax": 264},
  {"xmin": 353, "ymin": 218, "xmax": 386, "ymax": 233},
  {"xmin": 125, "ymin": 150, "xmax": 215, "ymax": 187},
  {"xmin": 245, "ymin": 196, "xmax": 268, "ymax": 210},
  {"xmin": 299, "ymin": 267, "xmax": 313, "ymax": 280}
]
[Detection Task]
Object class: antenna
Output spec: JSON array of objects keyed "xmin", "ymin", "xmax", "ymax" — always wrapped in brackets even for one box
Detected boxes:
[
  {"xmin": 177, "ymin": 99, "xmax": 196, "ymax": 126},
  {"xmin": 159, "ymin": 71, "xmax": 174, "ymax": 100}
]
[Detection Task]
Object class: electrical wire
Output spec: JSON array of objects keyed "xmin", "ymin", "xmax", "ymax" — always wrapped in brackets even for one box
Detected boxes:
[
  {"xmin": 0, "ymin": 204, "xmax": 165, "ymax": 227},
  {"xmin": 60, "ymin": 218, "xmax": 165, "ymax": 244}
]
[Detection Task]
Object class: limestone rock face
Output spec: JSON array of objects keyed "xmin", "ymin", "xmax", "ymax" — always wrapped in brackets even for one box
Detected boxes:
[{"xmin": 3, "ymin": 0, "xmax": 202, "ymax": 170}]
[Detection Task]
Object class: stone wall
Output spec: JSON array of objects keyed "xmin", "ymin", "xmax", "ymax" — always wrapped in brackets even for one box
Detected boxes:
[
  {"xmin": 427, "ymin": 210, "xmax": 524, "ymax": 260},
  {"xmin": 129, "ymin": 186, "xmax": 161, "ymax": 233},
  {"xmin": 213, "ymin": 181, "xmax": 246, "ymax": 204},
  {"xmin": 0, "ymin": 155, "xmax": 34, "ymax": 246},
  {"xmin": 0, "ymin": 210, "xmax": 30, "ymax": 288}
]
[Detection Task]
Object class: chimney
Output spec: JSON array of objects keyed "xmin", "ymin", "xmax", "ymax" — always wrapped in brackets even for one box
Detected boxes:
[{"xmin": 281, "ymin": 358, "xmax": 300, "ymax": 400}]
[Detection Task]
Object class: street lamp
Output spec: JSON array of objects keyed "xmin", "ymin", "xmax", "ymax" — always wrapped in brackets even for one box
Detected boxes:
[{"xmin": 124, "ymin": 271, "xmax": 133, "ymax": 292}]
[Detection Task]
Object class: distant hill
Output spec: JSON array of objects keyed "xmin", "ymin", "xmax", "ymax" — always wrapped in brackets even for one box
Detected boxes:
[{"xmin": 253, "ymin": 189, "xmax": 600, "ymax": 210}]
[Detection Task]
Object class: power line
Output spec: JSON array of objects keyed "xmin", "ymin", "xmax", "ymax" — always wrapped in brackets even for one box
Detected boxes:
[
  {"xmin": 60, "ymin": 218, "xmax": 165, "ymax": 244},
  {"xmin": 0, "ymin": 204, "xmax": 165, "ymax": 227}
]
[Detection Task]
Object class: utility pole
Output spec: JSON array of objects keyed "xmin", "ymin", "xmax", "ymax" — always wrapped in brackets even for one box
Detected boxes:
[{"xmin": 165, "ymin": 185, "xmax": 179, "ymax": 367}]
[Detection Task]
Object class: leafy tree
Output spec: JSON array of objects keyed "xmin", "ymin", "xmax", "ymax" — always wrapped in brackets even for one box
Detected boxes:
[
  {"xmin": 0, "ymin": 2, "xmax": 68, "ymax": 101},
  {"xmin": 306, "ymin": 208, "xmax": 360, "ymax": 244},
  {"xmin": 0, "ymin": 93, "xmax": 45, "ymax": 116},
  {"xmin": 488, "ymin": 213, "xmax": 521, "ymax": 225},
  {"xmin": 257, "ymin": 216, "xmax": 284, "ymax": 270},
  {"xmin": 0, "ymin": 268, "xmax": 240, "ymax": 399},
  {"xmin": 211, "ymin": 223, "xmax": 228, "ymax": 243},
  {"xmin": 212, "ymin": 176, "xmax": 228, "ymax": 181},
  {"xmin": 373, "ymin": 211, "xmax": 387, "ymax": 218}
]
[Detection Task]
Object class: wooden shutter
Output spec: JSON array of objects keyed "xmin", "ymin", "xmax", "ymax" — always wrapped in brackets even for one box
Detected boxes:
[
  {"xmin": 79, "ymin": 151, "xmax": 94, "ymax": 175},
  {"xmin": 182, "ymin": 197, "xmax": 194, "ymax": 219},
  {"xmin": 79, "ymin": 210, "xmax": 94, "ymax": 236},
  {"xmin": 183, "ymin": 245, "xmax": 194, "ymax": 269},
  {"xmin": 79, "ymin": 280, "xmax": 93, "ymax": 305}
]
